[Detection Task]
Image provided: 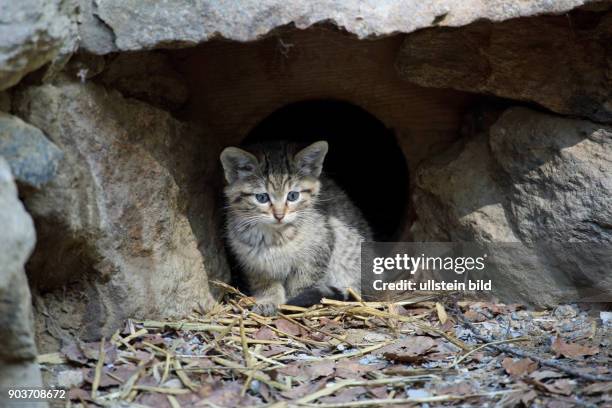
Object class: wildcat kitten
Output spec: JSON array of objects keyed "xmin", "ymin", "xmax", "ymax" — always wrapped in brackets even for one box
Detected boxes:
[{"xmin": 220, "ymin": 141, "xmax": 372, "ymax": 316}]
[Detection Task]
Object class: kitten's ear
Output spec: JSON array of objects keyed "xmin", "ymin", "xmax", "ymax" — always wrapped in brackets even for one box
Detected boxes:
[
  {"xmin": 220, "ymin": 147, "xmax": 259, "ymax": 183},
  {"xmin": 295, "ymin": 141, "xmax": 328, "ymax": 177}
]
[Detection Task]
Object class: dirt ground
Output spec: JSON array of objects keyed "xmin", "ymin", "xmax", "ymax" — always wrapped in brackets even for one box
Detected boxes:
[{"xmin": 39, "ymin": 286, "xmax": 611, "ymax": 407}]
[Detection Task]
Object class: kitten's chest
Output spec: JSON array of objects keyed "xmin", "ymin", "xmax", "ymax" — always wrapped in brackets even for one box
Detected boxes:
[{"xmin": 232, "ymin": 226, "xmax": 315, "ymax": 277}]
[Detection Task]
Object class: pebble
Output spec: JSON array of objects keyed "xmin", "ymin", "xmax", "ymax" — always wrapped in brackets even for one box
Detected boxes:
[
  {"xmin": 553, "ymin": 305, "xmax": 577, "ymax": 319},
  {"xmin": 57, "ymin": 370, "xmax": 84, "ymax": 389}
]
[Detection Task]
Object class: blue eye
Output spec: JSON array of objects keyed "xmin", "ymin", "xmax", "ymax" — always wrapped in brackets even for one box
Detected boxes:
[
  {"xmin": 255, "ymin": 193, "xmax": 269, "ymax": 203},
  {"xmin": 287, "ymin": 191, "xmax": 300, "ymax": 202}
]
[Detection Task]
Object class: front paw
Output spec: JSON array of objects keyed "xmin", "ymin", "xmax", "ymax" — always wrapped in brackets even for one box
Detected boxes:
[{"xmin": 252, "ymin": 303, "xmax": 278, "ymax": 316}]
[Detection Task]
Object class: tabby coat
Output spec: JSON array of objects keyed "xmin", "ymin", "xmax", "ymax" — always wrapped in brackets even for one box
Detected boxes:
[{"xmin": 220, "ymin": 141, "xmax": 371, "ymax": 315}]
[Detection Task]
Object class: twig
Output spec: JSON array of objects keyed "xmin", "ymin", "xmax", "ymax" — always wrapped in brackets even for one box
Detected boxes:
[
  {"xmin": 452, "ymin": 337, "xmax": 530, "ymax": 368},
  {"xmin": 452, "ymin": 306, "xmax": 612, "ymax": 382},
  {"xmin": 300, "ymin": 341, "xmax": 392, "ymax": 362},
  {"xmin": 173, "ymin": 359, "xmax": 199, "ymax": 392},
  {"xmin": 91, "ymin": 338, "xmax": 106, "ymax": 398},
  {"xmin": 211, "ymin": 356, "xmax": 289, "ymax": 391},
  {"xmin": 296, "ymin": 375, "xmax": 438, "ymax": 404},
  {"xmin": 280, "ymin": 313, "xmax": 355, "ymax": 347},
  {"xmin": 297, "ymin": 389, "xmax": 518, "ymax": 407}
]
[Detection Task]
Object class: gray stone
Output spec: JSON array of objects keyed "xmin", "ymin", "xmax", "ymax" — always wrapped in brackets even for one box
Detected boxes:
[
  {"xmin": 411, "ymin": 107, "xmax": 612, "ymax": 306},
  {"xmin": 14, "ymin": 80, "xmax": 228, "ymax": 341},
  {"xmin": 0, "ymin": 0, "xmax": 76, "ymax": 91},
  {"xmin": 56, "ymin": 369, "xmax": 84, "ymax": 389},
  {"xmin": 100, "ymin": 52, "xmax": 188, "ymax": 110},
  {"xmin": 490, "ymin": 109, "xmax": 612, "ymax": 243},
  {"xmin": 396, "ymin": 10, "xmax": 612, "ymax": 123},
  {"xmin": 0, "ymin": 112, "xmax": 63, "ymax": 188},
  {"xmin": 0, "ymin": 157, "xmax": 43, "ymax": 391},
  {"xmin": 89, "ymin": 0, "xmax": 595, "ymax": 53},
  {"xmin": 78, "ymin": 0, "xmax": 118, "ymax": 55}
]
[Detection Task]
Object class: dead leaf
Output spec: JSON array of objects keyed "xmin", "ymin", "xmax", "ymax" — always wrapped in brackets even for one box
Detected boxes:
[
  {"xmin": 435, "ymin": 382, "xmax": 475, "ymax": 395},
  {"xmin": 304, "ymin": 361, "xmax": 335, "ymax": 378},
  {"xmin": 403, "ymin": 307, "xmax": 432, "ymax": 316},
  {"xmin": 68, "ymin": 388, "xmax": 92, "ymax": 402},
  {"xmin": 253, "ymin": 327, "xmax": 276, "ymax": 341},
  {"xmin": 319, "ymin": 386, "xmax": 367, "ymax": 403},
  {"xmin": 260, "ymin": 345, "xmax": 291, "ymax": 357},
  {"xmin": 335, "ymin": 359, "xmax": 386, "ymax": 379},
  {"xmin": 582, "ymin": 381, "xmax": 612, "ymax": 395},
  {"xmin": 369, "ymin": 386, "xmax": 387, "ymax": 399},
  {"xmin": 502, "ymin": 357, "xmax": 538, "ymax": 376},
  {"xmin": 189, "ymin": 381, "xmax": 260, "ymax": 407},
  {"xmin": 551, "ymin": 337, "xmax": 599, "ymax": 359},
  {"xmin": 379, "ymin": 336, "xmax": 436, "ymax": 363},
  {"xmin": 464, "ymin": 310, "xmax": 487, "ymax": 322},
  {"xmin": 527, "ymin": 377, "xmax": 575, "ymax": 396},
  {"xmin": 280, "ymin": 379, "xmax": 325, "ymax": 399},
  {"xmin": 542, "ymin": 379, "xmax": 575, "ymax": 396},
  {"xmin": 137, "ymin": 392, "xmax": 173, "ymax": 408},
  {"xmin": 275, "ymin": 362, "xmax": 304, "ymax": 378},
  {"xmin": 529, "ymin": 370, "xmax": 565, "ymax": 381},
  {"xmin": 61, "ymin": 343, "xmax": 88, "ymax": 365},
  {"xmin": 82, "ymin": 368, "xmax": 121, "ymax": 388},
  {"xmin": 521, "ymin": 390, "xmax": 538, "ymax": 405},
  {"xmin": 275, "ymin": 319, "xmax": 302, "ymax": 337}
]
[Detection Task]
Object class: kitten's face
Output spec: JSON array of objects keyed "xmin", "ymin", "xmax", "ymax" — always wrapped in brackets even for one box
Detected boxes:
[{"xmin": 220, "ymin": 141, "xmax": 328, "ymax": 228}]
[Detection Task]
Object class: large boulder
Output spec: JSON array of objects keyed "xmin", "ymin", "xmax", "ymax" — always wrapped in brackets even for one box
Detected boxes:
[
  {"xmin": 0, "ymin": 157, "xmax": 43, "ymax": 392},
  {"xmin": 0, "ymin": 0, "xmax": 76, "ymax": 91},
  {"xmin": 0, "ymin": 112, "xmax": 63, "ymax": 189},
  {"xmin": 85, "ymin": 0, "xmax": 595, "ymax": 53},
  {"xmin": 14, "ymin": 80, "xmax": 229, "ymax": 342},
  {"xmin": 396, "ymin": 9, "xmax": 612, "ymax": 124},
  {"xmin": 412, "ymin": 107, "xmax": 612, "ymax": 306}
]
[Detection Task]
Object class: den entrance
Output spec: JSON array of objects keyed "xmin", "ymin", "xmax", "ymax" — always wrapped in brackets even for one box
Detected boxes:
[{"xmin": 242, "ymin": 100, "xmax": 409, "ymax": 241}]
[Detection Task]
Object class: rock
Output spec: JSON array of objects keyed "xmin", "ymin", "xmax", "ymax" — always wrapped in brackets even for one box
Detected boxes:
[
  {"xmin": 0, "ymin": 112, "xmax": 63, "ymax": 188},
  {"xmin": 14, "ymin": 79, "xmax": 229, "ymax": 341},
  {"xmin": 0, "ymin": 0, "xmax": 76, "ymax": 91},
  {"xmin": 553, "ymin": 305, "xmax": 578, "ymax": 319},
  {"xmin": 490, "ymin": 108, "xmax": 612, "ymax": 243},
  {"xmin": 396, "ymin": 10, "xmax": 612, "ymax": 123},
  {"xmin": 412, "ymin": 107, "xmax": 612, "ymax": 306},
  {"xmin": 99, "ymin": 52, "xmax": 189, "ymax": 110},
  {"xmin": 0, "ymin": 92, "xmax": 10, "ymax": 112},
  {"xmin": 64, "ymin": 53, "xmax": 106, "ymax": 82},
  {"xmin": 0, "ymin": 157, "xmax": 43, "ymax": 390},
  {"xmin": 90, "ymin": 0, "xmax": 595, "ymax": 52},
  {"xmin": 78, "ymin": 0, "xmax": 118, "ymax": 55},
  {"xmin": 56, "ymin": 369, "xmax": 84, "ymax": 389}
]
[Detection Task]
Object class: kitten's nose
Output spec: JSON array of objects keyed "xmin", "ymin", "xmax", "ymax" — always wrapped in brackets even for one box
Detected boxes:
[{"xmin": 273, "ymin": 213, "xmax": 284, "ymax": 221}]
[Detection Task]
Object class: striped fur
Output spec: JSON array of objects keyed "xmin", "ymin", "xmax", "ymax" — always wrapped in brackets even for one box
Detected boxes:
[{"xmin": 220, "ymin": 141, "xmax": 372, "ymax": 316}]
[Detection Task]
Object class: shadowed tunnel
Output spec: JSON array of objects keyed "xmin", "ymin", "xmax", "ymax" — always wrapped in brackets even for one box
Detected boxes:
[{"xmin": 242, "ymin": 100, "xmax": 410, "ymax": 241}]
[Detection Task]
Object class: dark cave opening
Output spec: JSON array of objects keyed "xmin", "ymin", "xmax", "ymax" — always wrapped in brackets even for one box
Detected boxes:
[{"xmin": 242, "ymin": 100, "xmax": 409, "ymax": 241}]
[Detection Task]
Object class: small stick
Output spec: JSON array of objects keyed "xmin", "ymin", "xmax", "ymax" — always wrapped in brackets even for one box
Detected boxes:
[
  {"xmin": 451, "ymin": 337, "xmax": 529, "ymax": 368},
  {"xmin": 249, "ymin": 314, "xmax": 327, "ymax": 347},
  {"xmin": 91, "ymin": 338, "xmax": 106, "ymax": 398},
  {"xmin": 280, "ymin": 314, "xmax": 355, "ymax": 347},
  {"xmin": 174, "ymin": 359, "xmax": 199, "ymax": 392},
  {"xmin": 122, "ymin": 328, "xmax": 148, "ymax": 344},
  {"xmin": 167, "ymin": 395, "xmax": 181, "ymax": 408},
  {"xmin": 240, "ymin": 317, "xmax": 255, "ymax": 396},
  {"xmin": 211, "ymin": 356, "xmax": 289, "ymax": 391},
  {"xmin": 299, "ymin": 341, "xmax": 391, "ymax": 362},
  {"xmin": 297, "ymin": 389, "xmax": 518, "ymax": 407},
  {"xmin": 132, "ymin": 385, "xmax": 191, "ymax": 395},
  {"xmin": 296, "ymin": 375, "xmax": 437, "ymax": 404}
]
